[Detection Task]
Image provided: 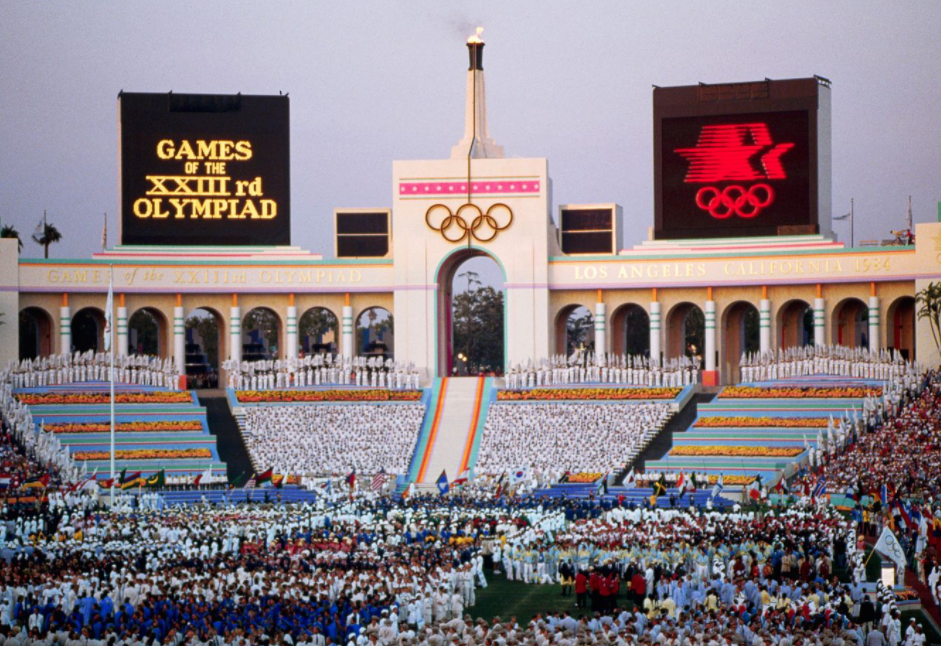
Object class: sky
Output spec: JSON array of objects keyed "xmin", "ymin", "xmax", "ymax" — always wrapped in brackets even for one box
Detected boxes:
[{"xmin": 2, "ymin": 1, "xmax": 940, "ymax": 286}]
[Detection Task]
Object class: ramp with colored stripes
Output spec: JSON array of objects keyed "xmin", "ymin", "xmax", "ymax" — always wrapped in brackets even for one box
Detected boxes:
[{"xmin": 411, "ymin": 377, "xmax": 491, "ymax": 485}]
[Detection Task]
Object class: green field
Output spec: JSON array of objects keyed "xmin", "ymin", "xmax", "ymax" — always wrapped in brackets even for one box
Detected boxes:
[
  {"xmin": 473, "ymin": 571, "xmax": 940, "ymax": 643},
  {"xmin": 473, "ymin": 573, "xmax": 636, "ymax": 625}
]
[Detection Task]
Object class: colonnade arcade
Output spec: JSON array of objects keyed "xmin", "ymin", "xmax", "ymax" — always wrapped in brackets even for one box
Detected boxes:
[
  {"xmin": 549, "ymin": 280, "xmax": 916, "ymax": 384},
  {"xmin": 16, "ymin": 291, "xmax": 394, "ymax": 384},
  {"xmin": 15, "ymin": 279, "xmax": 918, "ymax": 386}
]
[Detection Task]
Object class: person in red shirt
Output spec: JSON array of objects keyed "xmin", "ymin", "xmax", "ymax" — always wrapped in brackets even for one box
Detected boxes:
[
  {"xmin": 632, "ymin": 571, "xmax": 647, "ymax": 606},
  {"xmin": 574, "ymin": 570, "xmax": 588, "ymax": 609},
  {"xmin": 599, "ymin": 575, "xmax": 611, "ymax": 612},
  {"xmin": 589, "ymin": 569, "xmax": 601, "ymax": 610}
]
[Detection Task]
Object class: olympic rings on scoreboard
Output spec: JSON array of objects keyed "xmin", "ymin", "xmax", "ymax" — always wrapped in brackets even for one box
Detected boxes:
[
  {"xmin": 694, "ymin": 184, "xmax": 775, "ymax": 219},
  {"xmin": 425, "ymin": 202, "xmax": 514, "ymax": 243}
]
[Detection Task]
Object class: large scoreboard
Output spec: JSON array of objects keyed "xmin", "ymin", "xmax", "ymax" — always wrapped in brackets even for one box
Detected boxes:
[
  {"xmin": 654, "ymin": 78, "xmax": 831, "ymax": 240},
  {"xmin": 119, "ymin": 92, "xmax": 290, "ymax": 246}
]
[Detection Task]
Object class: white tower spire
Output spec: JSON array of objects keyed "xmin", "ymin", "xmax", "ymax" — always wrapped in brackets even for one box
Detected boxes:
[{"xmin": 450, "ymin": 28, "xmax": 504, "ymax": 160}]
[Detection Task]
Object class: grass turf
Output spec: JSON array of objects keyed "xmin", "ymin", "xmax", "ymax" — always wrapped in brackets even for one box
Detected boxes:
[
  {"xmin": 473, "ymin": 573, "xmax": 635, "ymax": 626},
  {"xmin": 473, "ymin": 572, "xmax": 941, "ymax": 643}
]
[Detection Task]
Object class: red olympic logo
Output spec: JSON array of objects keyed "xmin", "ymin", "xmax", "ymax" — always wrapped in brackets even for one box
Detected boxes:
[{"xmin": 694, "ymin": 184, "xmax": 775, "ymax": 219}]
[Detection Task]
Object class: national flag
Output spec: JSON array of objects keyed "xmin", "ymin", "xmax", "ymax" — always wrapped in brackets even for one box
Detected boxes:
[
  {"xmin": 69, "ymin": 469, "xmax": 98, "ymax": 492},
  {"xmin": 650, "ymin": 473, "xmax": 667, "ymax": 505},
  {"xmin": 346, "ymin": 469, "xmax": 356, "ymax": 489},
  {"xmin": 145, "ymin": 470, "xmax": 165, "ymax": 488},
  {"xmin": 688, "ymin": 473, "xmax": 698, "ymax": 493},
  {"xmin": 893, "ymin": 499, "xmax": 913, "ymax": 530},
  {"xmin": 194, "ymin": 466, "xmax": 212, "ymax": 487},
  {"xmin": 228, "ymin": 472, "xmax": 248, "ymax": 490},
  {"xmin": 22, "ymin": 474, "xmax": 51, "ymax": 489},
  {"xmin": 675, "ymin": 471, "xmax": 686, "ymax": 494},
  {"xmin": 98, "ymin": 478, "xmax": 115, "ymax": 490},
  {"xmin": 243, "ymin": 476, "xmax": 256, "ymax": 490},
  {"xmin": 122, "ymin": 474, "xmax": 146, "ymax": 490},
  {"xmin": 833, "ymin": 211, "xmax": 851, "ymax": 221},
  {"xmin": 811, "ymin": 476, "xmax": 827, "ymax": 499},
  {"xmin": 623, "ymin": 468, "xmax": 636, "ymax": 488},
  {"xmin": 271, "ymin": 474, "xmax": 285, "ymax": 489},
  {"xmin": 774, "ymin": 476, "xmax": 789, "ymax": 495},
  {"xmin": 452, "ymin": 469, "xmax": 469, "ymax": 487},
  {"xmin": 321, "ymin": 479, "xmax": 333, "ymax": 495},
  {"xmin": 746, "ymin": 476, "xmax": 762, "ymax": 501},
  {"xmin": 710, "ymin": 474, "xmax": 724, "ymax": 500},
  {"xmin": 494, "ymin": 473, "xmax": 506, "ymax": 498},
  {"xmin": 371, "ymin": 469, "xmax": 387, "ymax": 492},
  {"xmin": 120, "ymin": 470, "xmax": 141, "ymax": 485},
  {"xmin": 255, "ymin": 468, "xmax": 273, "ymax": 485},
  {"xmin": 879, "ymin": 484, "xmax": 890, "ymax": 506},
  {"xmin": 104, "ymin": 268, "xmax": 113, "ymax": 352},
  {"xmin": 510, "ymin": 468, "xmax": 527, "ymax": 485},
  {"xmin": 0, "ymin": 474, "xmax": 11, "ymax": 490},
  {"xmin": 436, "ymin": 470, "xmax": 449, "ymax": 495}
]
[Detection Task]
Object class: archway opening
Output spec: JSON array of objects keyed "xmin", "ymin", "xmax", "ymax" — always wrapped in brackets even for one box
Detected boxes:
[
  {"xmin": 299, "ymin": 307, "xmax": 338, "ymax": 355},
  {"xmin": 610, "ymin": 304, "xmax": 650, "ymax": 357},
  {"xmin": 435, "ymin": 250, "xmax": 504, "ymax": 377},
  {"xmin": 448, "ymin": 254, "xmax": 504, "ymax": 376},
  {"xmin": 72, "ymin": 307, "xmax": 105, "ymax": 354},
  {"xmin": 665, "ymin": 302, "xmax": 704, "ymax": 363},
  {"xmin": 887, "ymin": 296, "xmax": 915, "ymax": 360},
  {"xmin": 555, "ymin": 305, "xmax": 594, "ymax": 357},
  {"xmin": 185, "ymin": 308, "xmax": 223, "ymax": 389},
  {"xmin": 19, "ymin": 307, "xmax": 53, "ymax": 360},
  {"xmin": 832, "ymin": 298, "xmax": 869, "ymax": 348},
  {"xmin": 722, "ymin": 301, "xmax": 760, "ymax": 384},
  {"xmin": 777, "ymin": 299, "xmax": 814, "ymax": 349},
  {"xmin": 356, "ymin": 307, "xmax": 394, "ymax": 362},
  {"xmin": 128, "ymin": 308, "xmax": 168, "ymax": 357},
  {"xmin": 242, "ymin": 307, "xmax": 281, "ymax": 362}
]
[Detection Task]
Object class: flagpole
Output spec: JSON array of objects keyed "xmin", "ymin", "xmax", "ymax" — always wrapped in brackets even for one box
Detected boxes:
[
  {"xmin": 850, "ymin": 198, "xmax": 854, "ymax": 248},
  {"xmin": 109, "ymin": 264, "xmax": 116, "ymax": 508}
]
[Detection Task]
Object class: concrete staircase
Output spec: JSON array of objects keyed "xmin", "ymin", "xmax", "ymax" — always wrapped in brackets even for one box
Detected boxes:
[{"xmin": 420, "ymin": 377, "xmax": 481, "ymax": 484}]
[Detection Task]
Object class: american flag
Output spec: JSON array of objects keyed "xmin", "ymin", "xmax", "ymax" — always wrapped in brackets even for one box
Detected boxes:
[
  {"xmin": 370, "ymin": 469, "xmax": 386, "ymax": 492},
  {"xmin": 244, "ymin": 476, "xmax": 256, "ymax": 490}
]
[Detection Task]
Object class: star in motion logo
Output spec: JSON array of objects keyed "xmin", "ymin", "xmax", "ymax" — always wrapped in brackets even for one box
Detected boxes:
[{"xmin": 674, "ymin": 123, "xmax": 795, "ymax": 220}]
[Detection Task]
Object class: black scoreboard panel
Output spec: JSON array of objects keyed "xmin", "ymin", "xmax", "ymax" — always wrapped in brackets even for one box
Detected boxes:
[
  {"xmin": 335, "ymin": 211, "xmax": 390, "ymax": 257},
  {"xmin": 654, "ymin": 78, "xmax": 825, "ymax": 240},
  {"xmin": 119, "ymin": 92, "xmax": 290, "ymax": 246},
  {"xmin": 560, "ymin": 207, "xmax": 615, "ymax": 255}
]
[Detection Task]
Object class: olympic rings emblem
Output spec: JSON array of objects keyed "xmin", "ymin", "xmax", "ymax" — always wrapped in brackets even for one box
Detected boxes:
[
  {"xmin": 425, "ymin": 202, "xmax": 514, "ymax": 243},
  {"xmin": 694, "ymin": 184, "xmax": 775, "ymax": 219}
]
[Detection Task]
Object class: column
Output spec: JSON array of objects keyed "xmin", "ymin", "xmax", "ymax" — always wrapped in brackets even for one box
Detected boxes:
[
  {"xmin": 117, "ymin": 296, "xmax": 129, "ymax": 357},
  {"xmin": 342, "ymin": 303, "xmax": 354, "ymax": 360},
  {"xmin": 60, "ymin": 295, "xmax": 71, "ymax": 354},
  {"xmin": 649, "ymin": 301, "xmax": 661, "ymax": 363},
  {"xmin": 594, "ymin": 295, "xmax": 606, "ymax": 357},
  {"xmin": 173, "ymin": 303, "xmax": 185, "ymax": 376},
  {"xmin": 286, "ymin": 296, "xmax": 298, "ymax": 360},
  {"xmin": 814, "ymin": 297, "xmax": 826, "ymax": 346},
  {"xmin": 868, "ymin": 295, "xmax": 880, "ymax": 353},
  {"xmin": 704, "ymin": 300, "xmax": 716, "ymax": 371},
  {"xmin": 229, "ymin": 302, "xmax": 242, "ymax": 364},
  {"xmin": 759, "ymin": 298, "xmax": 771, "ymax": 354}
]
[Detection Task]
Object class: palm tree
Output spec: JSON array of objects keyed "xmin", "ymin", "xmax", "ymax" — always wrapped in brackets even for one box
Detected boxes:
[
  {"xmin": 32, "ymin": 221, "xmax": 63, "ymax": 258},
  {"xmin": 0, "ymin": 224, "xmax": 23, "ymax": 253}
]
